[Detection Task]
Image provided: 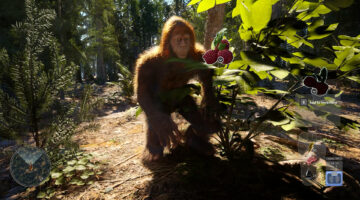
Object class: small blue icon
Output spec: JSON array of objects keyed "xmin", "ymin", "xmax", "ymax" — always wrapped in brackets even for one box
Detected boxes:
[{"xmin": 325, "ymin": 171, "xmax": 343, "ymax": 186}]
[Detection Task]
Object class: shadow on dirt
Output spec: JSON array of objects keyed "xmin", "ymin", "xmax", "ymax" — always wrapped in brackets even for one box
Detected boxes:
[{"xmin": 139, "ymin": 146, "xmax": 360, "ymax": 200}]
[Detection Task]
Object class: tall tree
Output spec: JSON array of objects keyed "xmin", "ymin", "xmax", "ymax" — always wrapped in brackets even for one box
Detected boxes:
[{"xmin": 204, "ymin": 4, "xmax": 226, "ymax": 50}]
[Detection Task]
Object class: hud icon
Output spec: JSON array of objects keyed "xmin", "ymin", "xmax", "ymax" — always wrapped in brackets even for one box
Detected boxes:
[
  {"xmin": 325, "ymin": 171, "xmax": 343, "ymax": 186},
  {"xmin": 300, "ymin": 98, "xmax": 308, "ymax": 106},
  {"xmin": 303, "ymin": 67, "xmax": 329, "ymax": 96}
]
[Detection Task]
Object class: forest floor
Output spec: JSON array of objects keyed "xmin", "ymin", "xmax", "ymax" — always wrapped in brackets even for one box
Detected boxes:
[{"xmin": 1, "ymin": 82, "xmax": 360, "ymax": 200}]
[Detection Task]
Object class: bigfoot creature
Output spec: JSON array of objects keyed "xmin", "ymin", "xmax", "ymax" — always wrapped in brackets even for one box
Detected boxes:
[{"xmin": 134, "ymin": 16, "xmax": 220, "ymax": 161}]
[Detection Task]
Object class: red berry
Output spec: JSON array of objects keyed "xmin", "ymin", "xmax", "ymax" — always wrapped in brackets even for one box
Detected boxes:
[
  {"xmin": 306, "ymin": 155, "xmax": 318, "ymax": 165},
  {"xmin": 217, "ymin": 50, "xmax": 233, "ymax": 64},
  {"xmin": 303, "ymin": 76, "xmax": 317, "ymax": 87},
  {"xmin": 316, "ymin": 83, "xmax": 329, "ymax": 95},
  {"xmin": 203, "ymin": 49, "xmax": 219, "ymax": 64}
]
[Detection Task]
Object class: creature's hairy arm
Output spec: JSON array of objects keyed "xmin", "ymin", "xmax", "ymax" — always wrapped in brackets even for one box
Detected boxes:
[
  {"xmin": 198, "ymin": 69, "xmax": 217, "ymax": 107},
  {"xmin": 135, "ymin": 61, "xmax": 180, "ymax": 147},
  {"xmin": 136, "ymin": 62, "xmax": 161, "ymax": 115}
]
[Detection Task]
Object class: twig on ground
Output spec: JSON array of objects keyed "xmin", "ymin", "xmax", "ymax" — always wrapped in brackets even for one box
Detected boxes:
[{"xmin": 114, "ymin": 153, "xmax": 141, "ymax": 167}]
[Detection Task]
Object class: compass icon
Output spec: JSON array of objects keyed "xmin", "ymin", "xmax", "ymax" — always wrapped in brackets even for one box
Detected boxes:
[{"xmin": 10, "ymin": 146, "xmax": 51, "ymax": 187}]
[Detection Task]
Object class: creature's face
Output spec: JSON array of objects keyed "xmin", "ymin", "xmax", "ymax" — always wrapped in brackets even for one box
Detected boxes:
[{"xmin": 170, "ymin": 27, "xmax": 191, "ymax": 59}]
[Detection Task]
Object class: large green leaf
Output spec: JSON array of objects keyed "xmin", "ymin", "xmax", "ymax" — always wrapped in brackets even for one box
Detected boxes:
[
  {"xmin": 303, "ymin": 58, "xmax": 337, "ymax": 69},
  {"xmin": 251, "ymin": 0, "xmax": 272, "ymax": 32},
  {"xmin": 238, "ymin": 25, "xmax": 252, "ymax": 41},
  {"xmin": 334, "ymin": 48, "xmax": 354, "ymax": 66},
  {"xmin": 270, "ymin": 69, "xmax": 290, "ymax": 79},
  {"xmin": 197, "ymin": 0, "xmax": 216, "ymax": 13},
  {"xmin": 338, "ymin": 35, "xmax": 360, "ymax": 47},
  {"xmin": 237, "ymin": 0, "xmax": 253, "ymax": 28}
]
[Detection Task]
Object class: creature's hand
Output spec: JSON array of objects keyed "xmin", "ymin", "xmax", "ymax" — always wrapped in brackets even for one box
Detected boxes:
[
  {"xmin": 150, "ymin": 113, "xmax": 182, "ymax": 148},
  {"xmin": 200, "ymin": 99, "xmax": 222, "ymax": 133}
]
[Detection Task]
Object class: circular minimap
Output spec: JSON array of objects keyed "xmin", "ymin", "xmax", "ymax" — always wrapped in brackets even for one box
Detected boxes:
[{"xmin": 10, "ymin": 146, "xmax": 51, "ymax": 187}]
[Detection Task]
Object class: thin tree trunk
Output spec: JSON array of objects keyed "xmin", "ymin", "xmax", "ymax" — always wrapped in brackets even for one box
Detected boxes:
[
  {"xmin": 96, "ymin": 16, "xmax": 106, "ymax": 84},
  {"xmin": 204, "ymin": 4, "xmax": 226, "ymax": 50}
]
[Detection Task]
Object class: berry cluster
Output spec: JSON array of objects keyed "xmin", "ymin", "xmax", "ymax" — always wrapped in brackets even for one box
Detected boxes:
[
  {"xmin": 303, "ymin": 67, "xmax": 329, "ymax": 96},
  {"xmin": 303, "ymin": 76, "xmax": 329, "ymax": 96},
  {"xmin": 202, "ymin": 39, "xmax": 233, "ymax": 65}
]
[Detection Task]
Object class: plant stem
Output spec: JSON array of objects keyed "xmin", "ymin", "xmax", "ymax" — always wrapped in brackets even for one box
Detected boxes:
[{"xmin": 235, "ymin": 80, "xmax": 300, "ymax": 151}]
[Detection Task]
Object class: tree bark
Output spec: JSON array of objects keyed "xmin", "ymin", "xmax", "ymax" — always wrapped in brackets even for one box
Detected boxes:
[
  {"xmin": 204, "ymin": 4, "xmax": 226, "ymax": 50},
  {"xmin": 96, "ymin": 11, "xmax": 106, "ymax": 84}
]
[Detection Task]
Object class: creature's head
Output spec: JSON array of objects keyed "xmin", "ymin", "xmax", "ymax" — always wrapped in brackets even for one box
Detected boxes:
[{"xmin": 159, "ymin": 16, "xmax": 196, "ymax": 59}]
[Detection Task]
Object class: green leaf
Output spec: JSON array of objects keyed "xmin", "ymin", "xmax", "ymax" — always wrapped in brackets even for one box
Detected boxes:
[
  {"xmin": 197, "ymin": 0, "xmax": 216, "ymax": 13},
  {"xmin": 347, "ymin": 76, "xmax": 360, "ymax": 83},
  {"xmin": 135, "ymin": 107, "xmax": 143, "ymax": 117},
  {"xmin": 251, "ymin": 0, "xmax": 272, "ymax": 32},
  {"xmin": 65, "ymin": 171, "xmax": 75, "ymax": 177},
  {"xmin": 40, "ymin": 176, "xmax": 50, "ymax": 186},
  {"xmin": 75, "ymin": 165, "xmax": 86, "ymax": 171},
  {"xmin": 303, "ymin": 58, "xmax": 337, "ymax": 69},
  {"xmin": 188, "ymin": 0, "xmax": 202, "ymax": 6},
  {"xmin": 78, "ymin": 158, "xmax": 89, "ymax": 165},
  {"xmin": 334, "ymin": 48, "xmax": 354, "ymax": 66},
  {"xmin": 67, "ymin": 160, "xmax": 77, "ymax": 166},
  {"xmin": 232, "ymin": 0, "xmax": 242, "ymax": 18},
  {"xmin": 263, "ymin": 89, "xmax": 289, "ymax": 94},
  {"xmin": 55, "ymin": 176, "xmax": 64, "ymax": 185},
  {"xmin": 253, "ymin": 70, "xmax": 273, "ymax": 80},
  {"xmin": 270, "ymin": 69, "xmax": 290, "ymax": 79},
  {"xmin": 237, "ymin": 0, "xmax": 253, "ymax": 28},
  {"xmin": 335, "ymin": 90, "xmax": 343, "ymax": 97},
  {"xmin": 251, "ymin": 64, "xmax": 274, "ymax": 72},
  {"xmin": 281, "ymin": 120, "xmax": 297, "ymax": 131},
  {"xmin": 216, "ymin": 0, "xmax": 231, "ymax": 4},
  {"xmin": 229, "ymin": 60, "xmax": 246, "ymax": 69},
  {"xmin": 69, "ymin": 178, "xmax": 85, "ymax": 186},
  {"xmin": 80, "ymin": 173, "xmax": 90, "ymax": 180},
  {"xmin": 340, "ymin": 64, "xmax": 357, "ymax": 72},
  {"xmin": 269, "ymin": 118, "xmax": 290, "ymax": 126},
  {"xmin": 346, "ymin": 53, "xmax": 360, "ymax": 66},
  {"xmin": 37, "ymin": 192, "xmax": 46, "ymax": 199},
  {"xmin": 313, "ymin": 5, "xmax": 332, "ymax": 15},
  {"xmin": 63, "ymin": 166, "xmax": 75, "ymax": 173},
  {"xmin": 51, "ymin": 171, "xmax": 63, "ymax": 179},
  {"xmin": 238, "ymin": 25, "xmax": 252, "ymax": 41}
]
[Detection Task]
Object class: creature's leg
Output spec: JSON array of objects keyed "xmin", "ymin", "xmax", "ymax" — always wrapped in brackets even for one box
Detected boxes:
[
  {"xmin": 177, "ymin": 96, "xmax": 215, "ymax": 156},
  {"xmin": 143, "ymin": 124, "xmax": 164, "ymax": 162}
]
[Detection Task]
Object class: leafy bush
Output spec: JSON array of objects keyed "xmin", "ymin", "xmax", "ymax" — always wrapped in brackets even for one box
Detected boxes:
[
  {"xmin": 188, "ymin": 0, "xmax": 360, "ymax": 160},
  {"xmin": 37, "ymin": 152, "xmax": 103, "ymax": 199}
]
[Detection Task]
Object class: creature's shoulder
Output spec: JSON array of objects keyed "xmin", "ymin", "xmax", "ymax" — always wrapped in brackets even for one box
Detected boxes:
[
  {"xmin": 135, "ymin": 46, "xmax": 163, "ymax": 70},
  {"xmin": 194, "ymin": 42, "xmax": 206, "ymax": 62}
]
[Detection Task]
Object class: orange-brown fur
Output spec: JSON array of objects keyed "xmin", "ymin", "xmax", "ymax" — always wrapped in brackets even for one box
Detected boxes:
[{"xmin": 133, "ymin": 16, "xmax": 219, "ymax": 161}]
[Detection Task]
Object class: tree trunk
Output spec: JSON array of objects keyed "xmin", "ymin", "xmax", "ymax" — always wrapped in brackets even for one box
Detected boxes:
[
  {"xmin": 96, "ymin": 15, "xmax": 106, "ymax": 84},
  {"xmin": 204, "ymin": 4, "xmax": 226, "ymax": 50}
]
